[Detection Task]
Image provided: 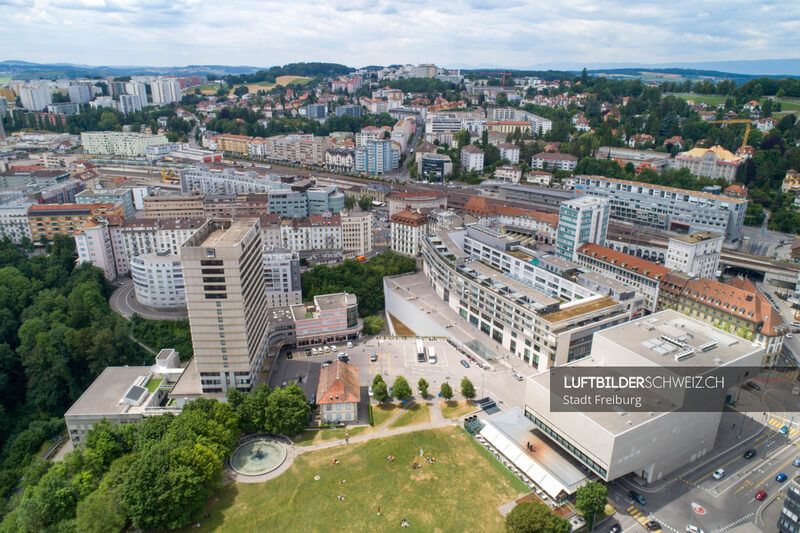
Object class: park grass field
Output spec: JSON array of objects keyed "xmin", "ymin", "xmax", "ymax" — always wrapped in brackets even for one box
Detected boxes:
[
  {"xmin": 669, "ymin": 93, "xmax": 728, "ymax": 105},
  {"xmin": 293, "ymin": 426, "xmax": 372, "ymax": 447},
  {"xmin": 371, "ymin": 403, "xmax": 402, "ymax": 427},
  {"xmin": 196, "ymin": 427, "xmax": 527, "ymax": 532},
  {"xmin": 388, "ymin": 402, "xmax": 431, "ymax": 429},
  {"xmin": 441, "ymin": 400, "xmax": 477, "ymax": 419}
]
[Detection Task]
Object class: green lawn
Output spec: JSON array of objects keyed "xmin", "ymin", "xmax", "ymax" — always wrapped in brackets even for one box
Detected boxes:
[
  {"xmin": 388, "ymin": 403, "xmax": 431, "ymax": 429},
  {"xmin": 669, "ymin": 93, "xmax": 728, "ymax": 105},
  {"xmin": 195, "ymin": 427, "xmax": 526, "ymax": 532},
  {"xmin": 145, "ymin": 378, "xmax": 162, "ymax": 392},
  {"xmin": 441, "ymin": 400, "xmax": 477, "ymax": 419},
  {"xmin": 293, "ymin": 426, "xmax": 371, "ymax": 447},
  {"xmin": 371, "ymin": 403, "xmax": 402, "ymax": 427}
]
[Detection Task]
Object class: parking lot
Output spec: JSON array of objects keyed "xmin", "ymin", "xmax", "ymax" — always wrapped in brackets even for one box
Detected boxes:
[{"xmin": 269, "ymin": 336, "xmax": 530, "ymax": 409}]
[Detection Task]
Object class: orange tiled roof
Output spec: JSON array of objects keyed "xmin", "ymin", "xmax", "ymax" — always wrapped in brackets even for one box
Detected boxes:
[
  {"xmin": 316, "ymin": 361, "xmax": 360, "ymax": 405},
  {"xmin": 578, "ymin": 243, "xmax": 669, "ymax": 280}
]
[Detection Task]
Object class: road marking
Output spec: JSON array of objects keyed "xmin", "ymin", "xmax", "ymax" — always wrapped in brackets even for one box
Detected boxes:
[
  {"xmin": 716, "ymin": 513, "xmax": 754, "ymax": 532},
  {"xmin": 694, "ymin": 452, "xmax": 745, "ymax": 483},
  {"xmin": 733, "ymin": 479, "xmax": 753, "ymax": 495}
]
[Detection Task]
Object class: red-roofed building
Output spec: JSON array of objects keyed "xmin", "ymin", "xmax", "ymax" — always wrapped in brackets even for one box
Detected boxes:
[
  {"xmin": 658, "ymin": 272, "xmax": 784, "ymax": 365},
  {"xmin": 577, "ymin": 243, "xmax": 669, "ymax": 311},
  {"xmin": 724, "ymin": 184, "xmax": 747, "ymax": 199},
  {"xmin": 316, "ymin": 361, "xmax": 360, "ymax": 423},
  {"xmin": 390, "ymin": 210, "xmax": 428, "ymax": 256}
]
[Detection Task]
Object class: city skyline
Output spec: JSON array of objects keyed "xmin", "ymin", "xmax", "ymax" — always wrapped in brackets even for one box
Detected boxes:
[{"xmin": 1, "ymin": 0, "xmax": 799, "ymax": 70}]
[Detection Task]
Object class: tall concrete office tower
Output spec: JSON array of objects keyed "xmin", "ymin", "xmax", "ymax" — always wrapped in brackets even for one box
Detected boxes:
[
  {"xmin": 181, "ymin": 218, "xmax": 268, "ymax": 393},
  {"xmin": 555, "ymin": 196, "xmax": 610, "ymax": 261}
]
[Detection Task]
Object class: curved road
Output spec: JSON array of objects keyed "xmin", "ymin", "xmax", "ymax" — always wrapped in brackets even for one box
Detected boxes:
[{"xmin": 109, "ymin": 278, "xmax": 187, "ymax": 321}]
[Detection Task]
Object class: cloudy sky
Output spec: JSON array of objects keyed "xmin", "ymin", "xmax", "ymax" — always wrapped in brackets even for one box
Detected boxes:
[{"xmin": 1, "ymin": 0, "xmax": 799, "ymax": 69}]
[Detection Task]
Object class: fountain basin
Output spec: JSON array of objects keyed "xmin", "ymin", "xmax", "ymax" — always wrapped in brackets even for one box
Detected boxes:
[{"xmin": 230, "ymin": 438, "xmax": 287, "ymax": 476}]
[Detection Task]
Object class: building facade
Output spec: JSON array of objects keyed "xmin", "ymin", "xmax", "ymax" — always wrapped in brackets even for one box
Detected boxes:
[
  {"xmin": 675, "ymin": 146, "xmax": 744, "ymax": 182},
  {"xmin": 317, "ymin": 361, "xmax": 360, "ymax": 423},
  {"xmin": 291, "ymin": 293, "xmax": 362, "ymax": 347},
  {"xmin": 390, "ymin": 211, "xmax": 428, "ymax": 256},
  {"xmin": 181, "ymin": 219, "xmax": 269, "ymax": 393},
  {"xmin": 555, "ymin": 196, "xmax": 610, "ymax": 260},
  {"xmin": 131, "ymin": 252, "xmax": 186, "ymax": 309},
  {"xmin": 263, "ymin": 247, "xmax": 302, "ymax": 308},
  {"xmin": 75, "ymin": 218, "xmax": 117, "ymax": 280},
  {"xmin": 460, "ymin": 145, "xmax": 484, "ymax": 171},
  {"xmin": 341, "ymin": 211, "xmax": 373, "ymax": 257},
  {"xmin": 81, "ymin": 132, "xmax": 169, "ymax": 156},
  {"xmin": 665, "ymin": 232, "xmax": 723, "ymax": 279}
]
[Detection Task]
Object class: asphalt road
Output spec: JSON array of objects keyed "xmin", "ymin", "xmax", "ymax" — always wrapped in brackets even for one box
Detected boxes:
[{"xmin": 109, "ymin": 278, "xmax": 188, "ymax": 320}]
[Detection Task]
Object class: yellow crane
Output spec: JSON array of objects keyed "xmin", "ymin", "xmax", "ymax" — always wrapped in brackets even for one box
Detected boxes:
[{"xmin": 707, "ymin": 119, "xmax": 753, "ymax": 149}]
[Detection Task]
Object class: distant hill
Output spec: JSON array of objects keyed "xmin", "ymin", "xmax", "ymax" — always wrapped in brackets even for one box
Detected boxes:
[
  {"xmin": 584, "ymin": 67, "xmax": 800, "ymax": 84},
  {"xmin": 0, "ymin": 61, "xmax": 262, "ymax": 80}
]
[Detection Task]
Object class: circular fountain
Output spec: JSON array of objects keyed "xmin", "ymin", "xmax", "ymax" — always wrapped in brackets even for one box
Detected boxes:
[{"xmin": 230, "ymin": 437, "xmax": 287, "ymax": 476}]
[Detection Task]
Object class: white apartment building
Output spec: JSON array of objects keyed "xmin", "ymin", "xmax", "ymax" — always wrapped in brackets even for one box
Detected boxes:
[
  {"xmin": 68, "ymin": 84, "xmax": 92, "ymax": 104},
  {"xmin": 674, "ymin": 146, "xmax": 744, "ymax": 183},
  {"xmin": 280, "ymin": 215, "xmax": 342, "ymax": 252},
  {"xmin": 390, "ymin": 211, "xmax": 428, "ymax": 257},
  {"xmin": 532, "ymin": 152, "xmax": 578, "ymax": 171},
  {"xmin": 391, "ymin": 120, "xmax": 414, "ymax": 152},
  {"xmin": 497, "ymin": 143, "xmax": 520, "ymax": 164},
  {"xmin": 180, "ymin": 166, "xmax": 284, "ymax": 195},
  {"xmin": 19, "ymin": 85, "xmax": 52, "ymax": 111},
  {"xmin": 151, "ymin": 78, "xmax": 182, "ymax": 106},
  {"xmin": 118, "ymin": 94, "xmax": 142, "ymax": 115},
  {"xmin": 118, "ymin": 218, "xmax": 206, "ymax": 276},
  {"xmin": 460, "ymin": 145, "xmax": 484, "ymax": 172},
  {"xmin": 355, "ymin": 127, "xmax": 383, "ymax": 148},
  {"xmin": 665, "ymin": 232, "xmax": 723, "ymax": 279},
  {"xmin": 555, "ymin": 196, "xmax": 610, "ymax": 260},
  {"xmin": 131, "ymin": 252, "xmax": 186, "ymax": 309},
  {"xmin": 75, "ymin": 218, "xmax": 117, "ymax": 280},
  {"xmin": 181, "ymin": 218, "xmax": 269, "ymax": 394},
  {"xmin": 487, "ymin": 107, "xmax": 552, "ymax": 135},
  {"xmin": 494, "ymin": 165, "xmax": 522, "ymax": 183},
  {"xmin": 263, "ymin": 247, "xmax": 302, "ymax": 308},
  {"xmin": 0, "ymin": 202, "xmax": 33, "ymax": 244},
  {"xmin": 125, "ymin": 82, "xmax": 148, "ymax": 108},
  {"xmin": 341, "ymin": 211, "xmax": 373, "ymax": 257},
  {"xmin": 81, "ymin": 132, "xmax": 169, "ymax": 156}
]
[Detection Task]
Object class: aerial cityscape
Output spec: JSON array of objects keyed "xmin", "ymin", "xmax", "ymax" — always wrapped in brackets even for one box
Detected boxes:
[{"xmin": 1, "ymin": 3, "xmax": 800, "ymax": 532}]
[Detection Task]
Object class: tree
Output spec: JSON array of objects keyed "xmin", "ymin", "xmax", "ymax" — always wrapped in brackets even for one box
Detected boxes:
[
  {"xmin": 264, "ymin": 384, "xmax": 311, "ymax": 436},
  {"xmin": 75, "ymin": 487, "xmax": 127, "ymax": 533},
  {"xmin": 496, "ymin": 92, "xmax": 509, "ymax": 107},
  {"xmin": 372, "ymin": 381, "xmax": 389, "ymax": 402},
  {"xmin": 418, "ymin": 378, "xmax": 429, "ymax": 398},
  {"xmin": 506, "ymin": 501, "xmax": 570, "ymax": 533},
  {"xmin": 460, "ymin": 377, "xmax": 476, "ymax": 399},
  {"xmin": 363, "ymin": 315, "xmax": 385, "ymax": 335},
  {"xmin": 344, "ymin": 195, "xmax": 356, "ymax": 210},
  {"xmin": 454, "ymin": 129, "xmax": 471, "ymax": 149},
  {"xmin": 358, "ymin": 195, "xmax": 372, "ymax": 210},
  {"xmin": 575, "ymin": 481, "xmax": 608, "ymax": 530},
  {"xmin": 372, "ymin": 374, "xmax": 384, "ymax": 387},
  {"xmin": 440, "ymin": 381, "xmax": 453, "ymax": 400},
  {"xmin": 392, "ymin": 375, "xmax": 412, "ymax": 401},
  {"xmin": 233, "ymin": 85, "xmax": 249, "ymax": 97}
]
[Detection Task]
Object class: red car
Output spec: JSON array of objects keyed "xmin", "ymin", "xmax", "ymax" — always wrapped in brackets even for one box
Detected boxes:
[{"xmin": 755, "ymin": 490, "xmax": 767, "ymax": 501}]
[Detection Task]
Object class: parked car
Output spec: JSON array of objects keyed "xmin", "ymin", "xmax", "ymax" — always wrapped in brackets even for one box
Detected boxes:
[
  {"xmin": 368, "ymin": 385, "xmax": 373, "ymax": 397},
  {"xmin": 786, "ymin": 333, "xmax": 793, "ymax": 339},
  {"xmin": 645, "ymin": 520, "xmax": 661, "ymax": 531},
  {"xmin": 712, "ymin": 468, "xmax": 725, "ymax": 480},
  {"xmin": 331, "ymin": 345, "xmax": 337, "ymax": 352},
  {"xmin": 628, "ymin": 491, "xmax": 646, "ymax": 505},
  {"xmin": 304, "ymin": 349, "xmax": 311, "ymax": 356},
  {"xmin": 347, "ymin": 341, "xmax": 353, "ymax": 348},
  {"xmin": 512, "ymin": 370, "xmax": 523, "ymax": 381},
  {"xmin": 460, "ymin": 359, "xmax": 470, "ymax": 369},
  {"xmin": 743, "ymin": 449, "xmax": 756, "ymax": 459},
  {"xmin": 312, "ymin": 348, "xmax": 318, "ymax": 355},
  {"xmin": 370, "ymin": 353, "xmax": 378, "ymax": 362},
  {"xmin": 338, "ymin": 354, "xmax": 349, "ymax": 363},
  {"xmin": 323, "ymin": 346, "xmax": 330, "ymax": 353},
  {"xmin": 686, "ymin": 526, "xmax": 704, "ymax": 533},
  {"xmin": 286, "ymin": 352, "xmax": 293, "ymax": 359},
  {"xmin": 776, "ymin": 473, "xmax": 788, "ymax": 482},
  {"xmin": 745, "ymin": 381, "xmax": 761, "ymax": 391},
  {"xmin": 755, "ymin": 490, "xmax": 767, "ymax": 501}
]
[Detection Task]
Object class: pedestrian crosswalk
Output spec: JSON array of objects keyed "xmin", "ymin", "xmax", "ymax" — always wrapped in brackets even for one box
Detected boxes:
[
  {"xmin": 766, "ymin": 416, "xmax": 799, "ymax": 437},
  {"xmin": 626, "ymin": 506, "xmax": 662, "ymax": 532},
  {"xmin": 717, "ymin": 513, "xmax": 754, "ymax": 532}
]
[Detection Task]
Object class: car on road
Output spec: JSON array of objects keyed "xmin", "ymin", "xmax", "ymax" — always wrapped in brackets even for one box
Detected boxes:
[
  {"xmin": 745, "ymin": 381, "xmax": 761, "ymax": 391},
  {"xmin": 787, "ymin": 333, "xmax": 793, "ymax": 339},
  {"xmin": 347, "ymin": 341, "xmax": 353, "ymax": 348},
  {"xmin": 793, "ymin": 457, "xmax": 800, "ymax": 467},
  {"xmin": 331, "ymin": 345, "xmax": 337, "ymax": 352},
  {"xmin": 755, "ymin": 490, "xmax": 767, "ymax": 501},
  {"xmin": 460, "ymin": 359, "xmax": 470, "ymax": 369},
  {"xmin": 370, "ymin": 353, "xmax": 378, "ymax": 362},
  {"xmin": 743, "ymin": 449, "xmax": 756, "ymax": 459},
  {"xmin": 312, "ymin": 348, "xmax": 318, "ymax": 355},
  {"xmin": 712, "ymin": 468, "xmax": 725, "ymax": 480},
  {"xmin": 685, "ymin": 526, "xmax": 704, "ymax": 533},
  {"xmin": 645, "ymin": 520, "xmax": 661, "ymax": 531},
  {"xmin": 368, "ymin": 385, "xmax": 373, "ymax": 397},
  {"xmin": 780, "ymin": 425, "xmax": 790, "ymax": 435},
  {"xmin": 512, "ymin": 370, "xmax": 523, "ymax": 381},
  {"xmin": 776, "ymin": 473, "xmax": 788, "ymax": 482},
  {"xmin": 338, "ymin": 354, "xmax": 349, "ymax": 363},
  {"xmin": 609, "ymin": 525, "xmax": 621, "ymax": 533},
  {"xmin": 628, "ymin": 491, "xmax": 646, "ymax": 505},
  {"xmin": 321, "ymin": 361, "xmax": 332, "ymax": 368}
]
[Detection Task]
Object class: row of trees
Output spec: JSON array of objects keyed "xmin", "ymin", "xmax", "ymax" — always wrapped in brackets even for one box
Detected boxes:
[
  {"xmin": 370, "ymin": 375, "xmax": 475, "ymax": 402},
  {"xmin": 505, "ymin": 481, "xmax": 608, "ymax": 532},
  {"xmin": 301, "ymin": 252, "xmax": 417, "ymax": 318}
]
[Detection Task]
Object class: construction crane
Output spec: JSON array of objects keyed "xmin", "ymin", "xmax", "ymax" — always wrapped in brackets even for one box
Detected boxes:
[
  {"xmin": 707, "ymin": 119, "xmax": 753, "ymax": 149},
  {"xmin": 477, "ymin": 71, "xmax": 514, "ymax": 88}
]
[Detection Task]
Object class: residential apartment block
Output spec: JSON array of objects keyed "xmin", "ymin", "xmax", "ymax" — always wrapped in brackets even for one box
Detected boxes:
[
  {"xmin": 81, "ymin": 131, "xmax": 169, "ymax": 156},
  {"xmin": 665, "ymin": 232, "xmax": 723, "ymax": 279},
  {"xmin": 131, "ymin": 252, "xmax": 186, "ymax": 309},
  {"xmin": 460, "ymin": 145, "xmax": 484, "ymax": 171},
  {"xmin": 341, "ymin": 211, "xmax": 373, "ymax": 257},
  {"xmin": 280, "ymin": 215, "xmax": 342, "ymax": 252},
  {"xmin": 263, "ymin": 247, "xmax": 302, "ymax": 308},
  {"xmin": 355, "ymin": 139, "xmax": 399, "ymax": 175},
  {"xmin": 532, "ymin": 152, "xmax": 578, "ymax": 171},
  {"xmin": 28, "ymin": 203, "xmax": 124, "ymax": 242},
  {"xmin": 390, "ymin": 211, "xmax": 428, "ymax": 256},
  {"xmin": 674, "ymin": 145, "xmax": 744, "ymax": 182}
]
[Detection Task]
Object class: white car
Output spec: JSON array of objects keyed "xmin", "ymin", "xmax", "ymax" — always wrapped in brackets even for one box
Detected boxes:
[
  {"xmin": 331, "ymin": 345, "xmax": 337, "ymax": 351},
  {"xmin": 347, "ymin": 341, "xmax": 353, "ymax": 348},
  {"xmin": 712, "ymin": 468, "xmax": 725, "ymax": 480},
  {"xmin": 323, "ymin": 346, "xmax": 330, "ymax": 353},
  {"xmin": 312, "ymin": 347, "xmax": 318, "ymax": 355},
  {"xmin": 368, "ymin": 385, "xmax": 374, "ymax": 397},
  {"xmin": 686, "ymin": 526, "xmax": 704, "ymax": 533}
]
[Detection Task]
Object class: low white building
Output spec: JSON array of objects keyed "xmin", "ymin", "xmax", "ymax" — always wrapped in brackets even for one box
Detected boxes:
[
  {"xmin": 131, "ymin": 252, "xmax": 186, "ymax": 309},
  {"xmin": 665, "ymin": 232, "xmax": 723, "ymax": 279},
  {"xmin": 390, "ymin": 210, "xmax": 428, "ymax": 257},
  {"xmin": 532, "ymin": 152, "xmax": 578, "ymax": 172},
  {"xmin": 494, "ymin": 165, "xmax": 523, "ymax": 183}
]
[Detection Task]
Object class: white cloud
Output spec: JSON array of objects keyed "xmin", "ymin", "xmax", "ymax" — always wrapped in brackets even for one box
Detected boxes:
[{"xmin": 0, "ymin": 0, "xmax": 798, "ymax": 68}]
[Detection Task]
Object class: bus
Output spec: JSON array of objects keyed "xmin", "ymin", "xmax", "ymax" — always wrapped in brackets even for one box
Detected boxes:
[
  {"xmin": 416, "ymin": 339, "xmax": 426, "ymax": 362},
  {"xmin": 426, "ymin": 346, "xmax": 437, "ymax": 364}
]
